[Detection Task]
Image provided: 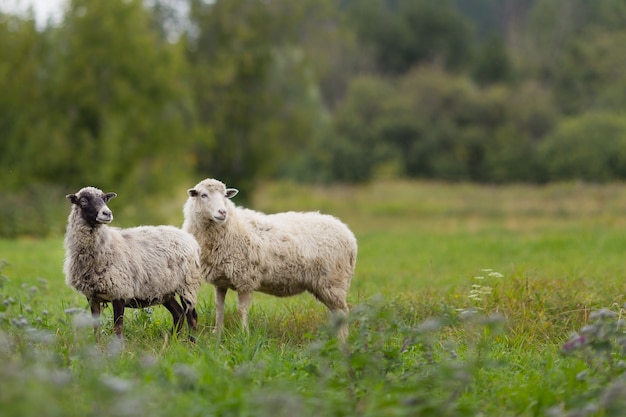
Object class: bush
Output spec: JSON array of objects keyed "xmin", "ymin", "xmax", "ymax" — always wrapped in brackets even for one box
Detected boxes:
[
  {"xmin": 556, "ymin": 307, "xmax": 626, "ymax": 416},
  {"xmin": 329, "ymin": 67, "xmax": 559, "ymax": 183},
  {"xmin": 538, "ymin": 112, "xmax": 626, "ymax": 182},
  {"xmin": 0, "ymin": 184, "xmax": 67, "ymax": 238}
]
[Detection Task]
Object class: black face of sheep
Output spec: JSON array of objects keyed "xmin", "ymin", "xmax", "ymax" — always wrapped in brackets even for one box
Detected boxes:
[
  {"xmin": 64, "ymin": 186, "xmax": 202, "ymax": 342},
  {"xmin": 66, "ymin": 188, "xmax": 117, "ymax": 227}
]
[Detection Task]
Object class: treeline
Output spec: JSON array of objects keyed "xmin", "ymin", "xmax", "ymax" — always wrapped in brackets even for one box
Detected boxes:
[{"xmin": 2, "ymin": 0, "xmax": 626, "ymax": 236}]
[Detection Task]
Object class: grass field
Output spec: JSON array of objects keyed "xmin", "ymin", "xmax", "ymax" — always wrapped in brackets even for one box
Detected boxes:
[{"xmin": 2, "ymin": 181, "xmax": 626, "ymax": 416}]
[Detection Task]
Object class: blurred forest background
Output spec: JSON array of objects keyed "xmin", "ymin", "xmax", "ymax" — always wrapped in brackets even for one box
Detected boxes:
[{"xmin": 2, "ymin": 0, "xmax": 626, "ymax": 236}]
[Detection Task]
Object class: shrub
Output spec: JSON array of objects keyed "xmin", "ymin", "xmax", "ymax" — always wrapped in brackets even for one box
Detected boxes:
[
  {"xmin": 538, "ymin": 112, "xmax": 626, "ymax": 182},
  {"xmin": 0, "ymin": 184, "xmax": 67, "ymax": 238},
  {"xmin": 556, "ymin": 307, "xmax": 626, "ymax": 416}
]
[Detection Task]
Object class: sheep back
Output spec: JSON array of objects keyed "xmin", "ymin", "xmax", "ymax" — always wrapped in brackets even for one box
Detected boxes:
[
  {"xmin": 185, "ymin": 197, "xmax": 357, "ymax": 297},
  {"xmin": 64, "ymin": 224, "xmax": 202, "ymax": 305}
]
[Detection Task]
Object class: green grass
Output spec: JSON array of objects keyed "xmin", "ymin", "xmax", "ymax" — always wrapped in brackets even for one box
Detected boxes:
[{"xmin": 2, "ymin": 181, "xmax": 626, "ymax": 416}]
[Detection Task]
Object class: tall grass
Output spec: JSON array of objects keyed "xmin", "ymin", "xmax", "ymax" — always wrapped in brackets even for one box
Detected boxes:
[{"xmin": 2, "ymin": 181, "xmax": 626, "ymax": 415}]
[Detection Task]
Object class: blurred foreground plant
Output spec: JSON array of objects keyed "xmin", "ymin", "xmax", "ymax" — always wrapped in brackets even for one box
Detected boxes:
[
  {"xmin": 553, "ymin": 307, "xmax": 626, "ymax": 417},
  {"xmin": 300, "ymin": 297, "xmax": 507, "ymax": 416}
]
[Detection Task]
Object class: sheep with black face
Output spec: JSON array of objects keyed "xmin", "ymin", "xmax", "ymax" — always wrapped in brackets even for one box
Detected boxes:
[{"xmin": 64, "ymin": 186, "xmax": 202, "ymax": 341}]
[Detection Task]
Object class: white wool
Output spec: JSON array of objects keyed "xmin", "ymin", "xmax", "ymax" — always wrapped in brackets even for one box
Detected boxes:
[
  {"xmin": 63, "ymin": 186, "xmax": 202, "ymax": 338},
  {"xmin": 182, "ymin": 178, "xmax": 357, "ymax": 339},
  {"xmin": 64, "ymin": 223, "xmax": 201, "ymax": 304}
]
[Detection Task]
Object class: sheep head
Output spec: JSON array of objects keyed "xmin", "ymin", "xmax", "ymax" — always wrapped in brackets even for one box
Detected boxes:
[
  {"xmin": 67, "ymin": 187, "xmax": 117, "ymax": 227},
  {"xmin": 186, "ymin": 178, "xmax": 238, "ymax": 224}
]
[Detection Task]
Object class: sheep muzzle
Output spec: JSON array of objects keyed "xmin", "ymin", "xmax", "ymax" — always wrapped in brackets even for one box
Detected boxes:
[{"xmin": 97, "ymin": 207, "xmax": 113, "ymax": 224}]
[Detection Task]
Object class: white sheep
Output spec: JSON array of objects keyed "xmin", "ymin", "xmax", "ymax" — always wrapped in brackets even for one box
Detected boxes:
[
  {"xmin": 182, "ymin": 178, "xmax": 358, "ymax": 340},
  {"xmin": 64, "ymin": 186, "xmax": 202, "ymax": 341}
]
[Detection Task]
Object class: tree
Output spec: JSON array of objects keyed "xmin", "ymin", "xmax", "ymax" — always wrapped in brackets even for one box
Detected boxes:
[
  {"xmin": 538, "ymin": 112, "xmax": 626, "ymax": 182},
  {"xmin": 186, "ymin": 0, "xmax": 331, "ymax": 195},
  {"xmin": 329, "ymin": 66, "xmax": 559, "ymax": 183},
  {"xmin": 519, "ymin": 0, "xmax": 626, "ymax": 114},
  {"xmin": 472, "ymin": 32, "xmax": 512, "ymax": 85},
  {"xmin": 332, "ymin": 75, "xmax": 399, "ymax": 182},
  {"xmin": 548, "ymin": 30, "xmax": 626, "ymax": 115},
  {"xmin": 50, "ymin": 0, "xmax": 193, "ymax": 194},
  {"xmin": 0, "ymin": 13, "xmax": 51, "ymax": 190},
  {"xmin": 346, "ymin": 0, "xmax": 473, "ymax": 74}
]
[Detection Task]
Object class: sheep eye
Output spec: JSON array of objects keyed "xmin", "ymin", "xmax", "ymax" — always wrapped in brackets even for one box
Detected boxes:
[
  {"xmin": 201, "ymin": 193, "xmax": 208, "ymax": 198},
  {"xmin": 79, "ymin": 197, "xmax": 88, "ymax": 206}
]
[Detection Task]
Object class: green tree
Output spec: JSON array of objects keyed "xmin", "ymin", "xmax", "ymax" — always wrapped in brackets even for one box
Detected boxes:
[
  {"xmin": 472, "ymin": 32, "xmax": 512, "ymax": 85},
  {"xmin": 485, "ymin": 81, "xmax": 557, "ymax": 182},
  {"xmin": 332, "ymin": 75, "xmax": 399, "ymax": 182},
  {"xmin": 346, "ymin": 0, "xmax": 473, "ymax": 75},
  {"xmin": 0, "ymin": 13, "xmax": 51, "ymax": 190},
  {"xmin": 187, "ymin": 0, "xmax": 331, "ymax": 194},
  {"xmin": 330, "ymin": 66, "xmax": 558, "ymax": 183},
  {"xmin": 519, "ymin": 0, "xmax": 626, "ymax": 114},
  {"xmin": 538, "ymin": 112, "xmax": 626, "ymax": 182},
  {"xmin": 46, "ymin": 0, "xmax": 192, "ymax": 194},
  {"xmin": 547, "ymin": 30, "xmax": 626, "ymax": 115}
]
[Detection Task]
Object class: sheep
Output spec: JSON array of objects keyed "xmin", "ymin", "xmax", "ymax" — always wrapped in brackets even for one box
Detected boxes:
[
  {"xmin": 182, "ymin": 178, "xmax": 358, "ymax": 340},
  {"xmin": 63, "ymin": 186, "xmax": 202, "ymax": 341}
]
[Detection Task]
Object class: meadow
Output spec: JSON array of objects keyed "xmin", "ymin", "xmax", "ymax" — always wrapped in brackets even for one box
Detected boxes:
[{"xmin": 2, "ymin": 181, "xmax": 626, "ymax": 416}]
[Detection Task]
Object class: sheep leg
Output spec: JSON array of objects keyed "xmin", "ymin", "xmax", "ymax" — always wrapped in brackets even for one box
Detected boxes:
[
  {"xmin": 188, "ymin": 307, "xmax": 198, "ymax": 331},
  {"xmin": 112, "ymin": 299, "xmax": 125, "ymax": 339},
  {"xmin": 89, "ymin": 298, "xmax": 101, "ymax": 342},
  {"xmin": 179, "ymin": 296, "xmax": 198, "ymax": 332},
  {"xmin": 214, "ymin": 286, "xmax": 227, "ymax": 334},
  {"xmin": 315, "ymin": 289, "xmax": 350, "ymax": 341},
  {"xmin": 237, "ymin": 291, "xmax": 253, "ymax": 333},
  {"xmin": 335, "ymin": 313, "xmax": 349, "ymax": 342},
  {"xmin": 163, "ymin": 297, "xmax": 185, "ymax": 333}
]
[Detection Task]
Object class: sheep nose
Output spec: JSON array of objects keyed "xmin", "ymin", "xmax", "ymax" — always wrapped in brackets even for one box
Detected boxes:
[
  {"xmin": 97, "ymin": 208, "xmax": 113, "ymax": 223},
  {"xmin": 218, "ymin": 209, "xmax": 226, "ymax": 217}
]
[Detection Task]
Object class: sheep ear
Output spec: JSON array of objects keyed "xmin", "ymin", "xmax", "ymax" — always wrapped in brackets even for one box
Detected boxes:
[
  {"xmin": 225, "ymin": 188, "xmax": 239, "ymax": 199},
  {"xmin": 66, "ymin": 194, "xmax": 79, "ymax": 205},
  {"xmin": 188, "ymin": 188, "xmax": 198, "ymax": 197},
  {"xmin": 104, "ymin": 192, "xmax": 117, "ymax": 202}
]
